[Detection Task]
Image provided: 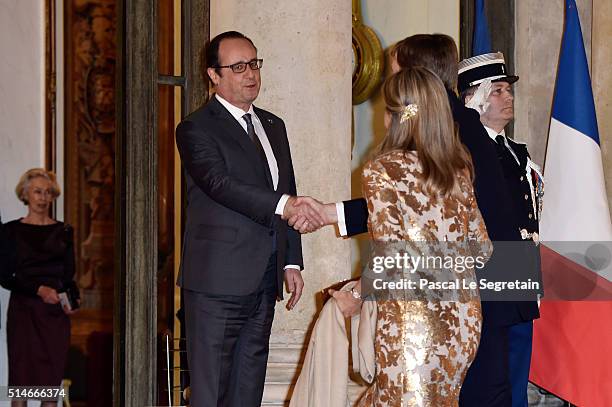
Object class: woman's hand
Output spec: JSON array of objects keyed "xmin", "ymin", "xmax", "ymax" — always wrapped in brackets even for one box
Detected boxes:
[
  {"xmin": 37, "ymin": 285, "xmax": 60, "ymax": 304},
  {"xmin": 62, "ymin": 299, "xmax": 81, "ymax": 315},
  {"xmin": 329, "ymin": 289, "xmax": 363, "ymax": 318}
]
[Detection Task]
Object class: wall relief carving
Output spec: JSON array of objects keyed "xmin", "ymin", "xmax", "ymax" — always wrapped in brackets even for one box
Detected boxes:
[{"xmin": 65, "ymin": 0, "xmax": 116, "ymax": 309}]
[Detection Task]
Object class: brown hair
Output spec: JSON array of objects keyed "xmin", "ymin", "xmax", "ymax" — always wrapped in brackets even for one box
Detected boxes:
[
  {"xmin": 15, "ymin": 168, "xmax": 61, "ymax": 205},
  {"xmin": 379, "ymin": 67, "xmax": 473, "ymax": 198},
  {"xmin": 392, "ymin": 34, "xmax": 458, "ymax": 91}
]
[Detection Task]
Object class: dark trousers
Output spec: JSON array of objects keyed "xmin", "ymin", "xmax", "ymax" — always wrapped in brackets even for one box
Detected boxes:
[
  {"xmin": 508, "ymin": 321, "xmax": 533, "ymax": 407},
  {"xmin": 460, "ymin": 323, "xmax": 512, "ymax": 407},
  {"xmin": 184, "ymin": 255, "xmax": 277, "ymax": 407}
]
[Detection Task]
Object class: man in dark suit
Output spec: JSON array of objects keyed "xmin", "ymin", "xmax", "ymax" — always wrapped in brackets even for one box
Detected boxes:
[
  {"xmin": 288, "ymin": 38, "xmax": 539, "ymax": 407},
  {"xmin": 175, "ymin": 31, "xmax": 323, "ymax": 407},
  {"xmin": 289, "ymin": 35, "xmax": 518, "ymax": 245},
  {"xmin": 459, "ymin": 52, "xmax": 543, "ymax": 407}
]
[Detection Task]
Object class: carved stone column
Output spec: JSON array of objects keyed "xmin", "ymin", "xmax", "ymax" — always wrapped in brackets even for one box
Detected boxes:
[{"xmin": 211, "ymin": 1, "xmax": 353, "ymax": 404}]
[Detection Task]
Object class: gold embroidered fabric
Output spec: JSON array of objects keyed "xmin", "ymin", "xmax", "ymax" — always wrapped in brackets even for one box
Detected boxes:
[{"xmin": 356, "ymin": 150, "xmax": 492, "ymax": 407}]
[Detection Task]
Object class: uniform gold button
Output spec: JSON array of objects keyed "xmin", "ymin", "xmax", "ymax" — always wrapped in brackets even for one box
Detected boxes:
[{"xmin": 524, "ymin": 194, "xmax": 529, "ymax": 200}]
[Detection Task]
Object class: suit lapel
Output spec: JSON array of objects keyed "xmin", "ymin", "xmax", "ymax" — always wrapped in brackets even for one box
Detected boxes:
[
  {"xmin": 210, "ymin": 97, "xmax": 280, "ymax": 189},
  {"xmin": 507, "ymin": 139, "xmax": 529, "ymax": 169},
  {"xmin": 208, "ymin": 98, "xmax": 273, "ymax": 186},
  {"xmin": 209, "ymin": 98, "xmax": 257, "ymax": 157}
]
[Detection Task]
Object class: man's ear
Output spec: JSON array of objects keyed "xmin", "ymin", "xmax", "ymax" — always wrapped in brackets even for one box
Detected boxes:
[{"xmin": 207, "ymin": 67, "xmax": 219, "ymax": 85}]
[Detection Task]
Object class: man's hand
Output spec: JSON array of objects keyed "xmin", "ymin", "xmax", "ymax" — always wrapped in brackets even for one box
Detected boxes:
[
  {"xmin": 465, "ymin": 78, "xmax": 492, "ymax": 114},
  {"xmin": 286, "ymin": 197, "xmax": 338, "ymax": 234},
  {"xmin": 37, "ymin": 285, "xmax": 60, "ymax": 304},
  {"xmin": 282, "ymin": 196, "xmax": 327, "ymax": 233},
  {"xmin": 284, "ymin": 268, "xmax": 304, "ymax": 310}
]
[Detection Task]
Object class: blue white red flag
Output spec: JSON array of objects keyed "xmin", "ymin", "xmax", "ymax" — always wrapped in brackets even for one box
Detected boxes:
[
  {"xmin": 530, "ymin": 1, "xmax": 612, "ymax": 405},
  {"xmin": 472, "ymin": 0, "xmax": 492, "ymax": 55}
]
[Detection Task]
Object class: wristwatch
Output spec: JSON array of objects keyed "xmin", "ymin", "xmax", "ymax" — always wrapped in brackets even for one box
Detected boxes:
[{"xmin": 351, "ymin": 288, "xmax": 362, "ymax": 300}]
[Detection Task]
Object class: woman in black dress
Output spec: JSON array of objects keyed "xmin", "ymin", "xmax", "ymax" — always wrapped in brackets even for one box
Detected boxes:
[{"xmin": 0, "ymin": 168, "xmax": 79, "ymax": 407}]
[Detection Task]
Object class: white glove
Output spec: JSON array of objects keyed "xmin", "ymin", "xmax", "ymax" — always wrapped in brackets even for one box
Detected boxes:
[{"xmin": 465, "ymin": 78, "xmax": 492, "ymax": 115}]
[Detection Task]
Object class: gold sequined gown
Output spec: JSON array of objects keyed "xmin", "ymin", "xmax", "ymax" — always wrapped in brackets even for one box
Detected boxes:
[{"xmin": 357, "ymin": 150, "xmax": 492, "ymax": 407}]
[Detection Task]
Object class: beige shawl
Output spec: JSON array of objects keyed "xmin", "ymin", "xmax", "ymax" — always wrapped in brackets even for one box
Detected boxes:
[{"xmin": 289, "ymin": 281, "xmax": 376, "ymax": 407}]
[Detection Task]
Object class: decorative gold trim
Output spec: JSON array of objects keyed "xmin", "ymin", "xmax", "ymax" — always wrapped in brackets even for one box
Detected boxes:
[{"xmin": 352, "ymin": 1, "xmax": 384, "ymax": 105}]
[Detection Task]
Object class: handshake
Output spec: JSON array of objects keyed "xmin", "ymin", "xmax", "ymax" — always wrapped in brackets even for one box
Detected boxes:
[{"xmin": 281, "ymin": 196, "xmax": 338, "ymax": 234}]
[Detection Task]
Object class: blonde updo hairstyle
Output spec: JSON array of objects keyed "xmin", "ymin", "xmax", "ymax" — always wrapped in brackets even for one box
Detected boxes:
[
  {"xmin": 15, "ymin": 168, "xmax": 61, "ymax": 205},
  {"xmin": 378, "ymin": 66, "xmax": 473, "ymax": 198}
]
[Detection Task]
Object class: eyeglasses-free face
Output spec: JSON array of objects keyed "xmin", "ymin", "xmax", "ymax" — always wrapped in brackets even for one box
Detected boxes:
[
  {"xmin": 216, "ymin": 58, "xmax": 263, "ymax": 74},
  {"xmin": 26, "ymin": 177, "xmax": 55, "ymax": 214}
]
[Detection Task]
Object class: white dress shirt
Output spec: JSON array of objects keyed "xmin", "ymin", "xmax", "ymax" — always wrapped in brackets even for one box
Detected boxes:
[{"xmin": 336, "ymin": 203, "xmax": 348, "ymax": 236}]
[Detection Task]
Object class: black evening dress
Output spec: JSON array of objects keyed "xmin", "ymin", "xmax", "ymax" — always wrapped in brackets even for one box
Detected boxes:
[{"xmin": 0, "ymin": 219, "xmax": 77, "ymax": 387}]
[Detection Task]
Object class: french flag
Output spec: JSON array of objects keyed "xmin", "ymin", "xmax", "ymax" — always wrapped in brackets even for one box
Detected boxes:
[{"xmin": 530, "ymin": 0, "xmax": 612, "ymax": 406}]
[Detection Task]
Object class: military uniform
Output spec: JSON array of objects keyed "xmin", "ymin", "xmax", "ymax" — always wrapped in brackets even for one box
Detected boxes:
[
  {"xmin": 458, "ymin": 52, "xmax": 544, "ymax": 407},
  {"xmin": 493, "ymin": 129, "xmax": 544, "ymax": 407},
  {"xmin": 494, "ymin": 132, "xmax": 543, "ymax": 244}
]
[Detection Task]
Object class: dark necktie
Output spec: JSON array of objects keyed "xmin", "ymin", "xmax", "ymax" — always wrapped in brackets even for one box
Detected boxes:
[
  {"xmin": 242, "ymin": 113, "xmax": 273, "ymax": 187},
  {"xmin": 495, "ymin": 134, "xmax": 513, "ymax": 162}
]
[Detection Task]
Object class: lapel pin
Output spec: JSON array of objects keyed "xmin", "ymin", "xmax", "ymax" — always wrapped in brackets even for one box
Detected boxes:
[{"xmin": 267, "ymin": 118, "xmax": 274, "ymax": 124}]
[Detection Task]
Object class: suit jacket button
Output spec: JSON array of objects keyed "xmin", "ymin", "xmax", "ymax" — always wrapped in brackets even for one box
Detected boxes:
[
  {"xmin": 524, "ymin": 194, "xmax": 529, "ymax": 200},
  {"xmin": 520, "ymin": 176, "xmax": 524, "ymax": 181},
  {"xmin": 529, "ymin": 213, "xmax": 533, "ymax": 219},
  {"xmin": 269, "ymin": 230, "xmax": 274, "ymax": 236}
]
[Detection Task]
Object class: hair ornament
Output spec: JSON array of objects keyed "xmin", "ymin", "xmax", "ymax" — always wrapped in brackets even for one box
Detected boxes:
[{"xmin": 400, "ymin": 103, "xmax": 418, "ymax": 123}]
